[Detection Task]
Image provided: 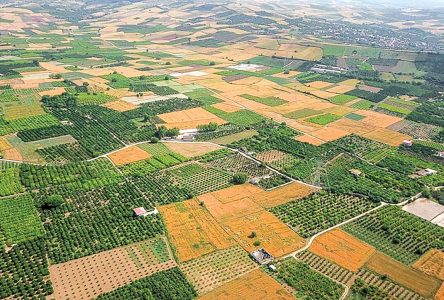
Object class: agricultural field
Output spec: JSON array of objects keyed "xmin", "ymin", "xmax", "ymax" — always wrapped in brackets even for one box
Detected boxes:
[
  {"xmin": 308, "ymin": 229, "xmax": 375, "ymax": 272},
  {"xmin": 295, "ymin": 251, "xmax": 355, "ymax": 286},
  {"xmin": 180, "ymin": 246, "xmax": 257, "ymax": 295},
  {"xmin": 159, "ymin": 200, "xmax": 235, "ymax": 262},
  {"xmin": 198, "ymin": 269, "xmax": 294, "ymax": 300},
  {"xmin": 50, "ymin": 237, "xmax": 177, "ymax": 299},
  {"xmin": 1, "ymin": 0, "xmax": 444, "ymax": 299},
  {"xmin": 364, "ymin": 251, "xmax": 441, "ymax": 298},
  {"xmin": 0, "ymin": 194, "xmax": 44, "ymax": 247},
  {"xmin": 270, "ymin": 192, "xmax": 379, "ymax": 238},
  {"xmin": 342, "ymin": 205, "xmax": 444, "ymax": 264},
  {"xmin": 274, "ymin": 259, "xmax": 345, "ymax": 300}
]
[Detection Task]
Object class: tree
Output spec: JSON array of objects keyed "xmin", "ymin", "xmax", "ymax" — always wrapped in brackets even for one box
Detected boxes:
[
  {"xmin": 232, "ymin": 172, "xmax": 248, "ymax": 184},
  {"xmin": 40, "ymin": 195, "xmax": 64, "ymax": 209},
  {"xmin": 248, "ymin": 231, "xmax": 256, "ymax": 238}
]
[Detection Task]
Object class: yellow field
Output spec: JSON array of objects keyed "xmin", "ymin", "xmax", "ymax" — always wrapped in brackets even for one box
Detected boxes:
[
  {"xmin": 159, "ymin": 200, "xmax": 235, "ymax": 262},
  {"xmin": 309, "ymin": 228, "xmax": 375, "ymax": 272},
  {"xmin": 366, "ymin": 251, "xmax": 441, "ymax": 298},
  {"xmin": 198, "ymin": 269, "xmax": 293, "ymax": 300}
]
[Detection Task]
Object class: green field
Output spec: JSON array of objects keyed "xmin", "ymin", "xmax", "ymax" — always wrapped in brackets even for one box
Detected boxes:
[
  {"xmin": 0, "ymin": 194, "xmax": 44, "ymax": 246},
  {"xmin": 240, "ymin": 94, "xmax": 287, "ymax": 106},
  {"xmin": 307, "ymin": 113, "xmax": 341, "ymax": 125}
]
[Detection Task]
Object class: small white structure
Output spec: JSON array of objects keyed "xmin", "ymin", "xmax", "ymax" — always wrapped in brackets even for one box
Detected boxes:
[
  {"xmin": 133, "ymin": 207, "xmax": 158, "ymax": 217},
  {"xmin": 349, "ymin": 169, "xmax": 363, "ymax": 177},
  {"xmin": 403, "ymin": 140, "xmax": 413, "ymax": 147},
  {"xmin": 268, "ymin": 264, "xmax": 277, "ymax": 272},
  {"xmin": 250, "ymin": 249, "xmax": 274, "ymax": 265}
]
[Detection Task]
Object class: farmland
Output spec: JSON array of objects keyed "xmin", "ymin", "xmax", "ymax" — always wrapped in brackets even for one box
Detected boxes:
[
  {"xmin": 274, "ymin": 259, "xmax": 345, "ymax": 300},
  {"xmin": 180, "ymin": 246, "xmax": 257, "ymax": 295},
  {"xmin": 50, "ymin": 237, "xmax": 177, "ymax": 299},
  {"xmin": 1, "ymin": 0, "xmax": 444, "ymax": 299},
  {"xmin": 308, "ymin": 229, "xmax": 375, "ymax": 272},
  {"xmin": 159, "ymin": 200, "xmax": 235, "ymax": 262},
  {"xmin": 270, "ymin": 192, "xmax": 379, "ymax": 238},
  {"xmin": 342, "ymin": 206, "xmax": 444, "ymax": 264}
]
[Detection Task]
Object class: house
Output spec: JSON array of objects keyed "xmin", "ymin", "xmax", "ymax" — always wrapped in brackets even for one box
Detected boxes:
[
  {"xmin": 349, "ymin": 169, "xmax": 363, "ymax": 177},
  {"xmin": 416, "ymin": 168, "xmax": 438, "ymax": 177},
  {"xmin": 133, "ymin": 207, "xmax": 148, "ymax": 217},
  {"xmin": 268, "ymin": 264, "xmax": 277, "ymax": 272},
  {"xmin": 182, "ymin": 134, "xmax": 195, "ymax": 142},
  {"xmin": 250, "ymin": 249, "xmax": 274, "ymax": 265},
  {"xmin": 250, "ymin": 177, "xmax": 261, "ymax": 185},
  {"xmin": 133, "ymin": 207, "xmax": 159, "ymax": 217},
  {"xmin": 403, "ymin": 140, "xmax": 413, "ymax": 147},
  {"xmin": 437, "ymin": 151, "xmax": 444, "ymax": 158}
]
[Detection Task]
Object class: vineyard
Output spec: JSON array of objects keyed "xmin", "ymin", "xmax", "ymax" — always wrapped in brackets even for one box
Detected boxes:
[
  {"xmin": 342, "ymin": 206, "xmax": 444, "ymax": 264},
  {"xmin": 354, "ymin": 269, "xmax": 426, "ymax": 300},
  {"xmin": 0, "ymin": 194, "xmax": 44, "ymax": 246},
  {"xmin": 0, "ymin": 163, "xmax": 23, "ymax": 196},
  {"xmin": 274, "ymin": 259, "xmax": 345, "ymax": 300},
  {"xmin": 50, "ymin": 237, "xmax": 177, "ymax": 299},
  {"xmin": 179, "ymin": 246, "xmax": 257, "ymax": 295},
  {"xmin": 166, "ymin": 163, "xmax": 232, "ymax": 195},
  {"xmin": 329, "ymin": 135, "xmax": 393, "ymax": 163},
  {"xmin": 270, "ymin": 192, "xmax": 379, "ymax": 238},
  {"xmin": 295, "ymin": 251, "xmax": 355, "ymax": 286}
]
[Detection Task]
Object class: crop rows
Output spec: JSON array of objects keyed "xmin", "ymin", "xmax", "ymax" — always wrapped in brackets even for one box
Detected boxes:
[
  {"xmin": 330, "ymin": 135, "xmax": 392, "ymax": 163},
  {"xmin": 131, "ymin": 171, "xmax": 192, "ymax": 205},
  {"xmin": 342, "ymin": 206, "xmax": 444, "ymax": 264},
  {"xmin": 37, "ymin": 142, "xmax": 93, "ymax": 164},
  {"xmin": 356, "ymin": 269, "xmax": 426, "ymax": 300},
  {"xmin": 388, "ymin": 120, "xmax": 441, "ymax": 140},
  {"xmin": 207, "ymin": 152, "xmax": 272, "ymax": 179},
  {"xmin": 34, "ymin": 181, "xmax": 164, "ymax": 264},
  {"xmin": 0, "ymin": 165, "xmax": 23, "ymax": 196},
  {"xmin": 0, "ymin": 238, "xmax": 52, "ymax": 299},
  {"xmin": 255, "ymin": 149, "xmax": 300, "ymax": 171},
  {"xmin": 180, "ymin": 246, "xmax": 257, "ymax": 295},
  {"xmin": 296, "ymin": 251, "xmax": 355, "ymax": 286},
  {"xmin": 0, "ymin": 194, "xmax": 44, "ymax": 246},
  {"xmin": 20, "ymin": 158, "xmax": 123, "ymax": 191},
  {"xmin": 270, "ymin": 192, "xmax": 378, "ymax": 238},
  {"xmin": 275, "ymin": 259, "xmax": 344, "ymax": 300},
  {"xmin": 167, "ymin": 163, "xmax": 232, "ymax": 195},
  {"xmin": 96, "ymin": 268, "xmax": 196, "ymax": 300}
]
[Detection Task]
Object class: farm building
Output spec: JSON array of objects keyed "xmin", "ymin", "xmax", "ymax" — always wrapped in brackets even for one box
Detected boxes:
[
  {"xmin": 415, "ymin": 169, "xmax": 438, "ymax": 177},
  {"xmin": 349, "ymin": 169, "xmax": 363, "ymax": 177},
  {"xmin": 133, "ymin": 207, "xmax": 159, "ymax": 217},
  {"xmin": 403, "ymin": 140, "xmax": 413, "ymax": 147},
  {"xmin": 250, "ymin": 249, "xmax": 274, "ymax": 265}
]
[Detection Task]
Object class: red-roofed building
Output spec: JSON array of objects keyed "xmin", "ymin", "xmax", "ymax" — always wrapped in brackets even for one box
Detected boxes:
[{"xmin": 133, "ymin": 207, "xmax": 148, "ymax": 217}]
